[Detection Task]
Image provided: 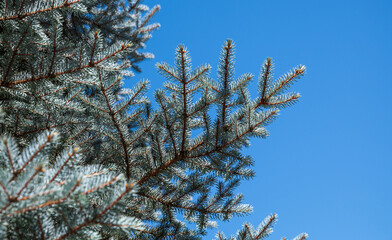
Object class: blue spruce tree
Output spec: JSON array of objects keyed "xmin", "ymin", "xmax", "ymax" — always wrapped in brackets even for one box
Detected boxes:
[{"xmin": 0, "ymin": 0, "xmax": 308, "ymax": 239}]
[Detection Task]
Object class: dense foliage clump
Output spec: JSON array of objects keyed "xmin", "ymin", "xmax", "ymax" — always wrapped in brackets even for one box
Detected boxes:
[{"xmin": 0, "ymin": 0, "xmax": 307, "ymax": 239}]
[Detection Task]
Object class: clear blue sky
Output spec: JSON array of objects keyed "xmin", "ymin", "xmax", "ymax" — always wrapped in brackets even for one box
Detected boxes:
[{"xmin": 131, "ymin": 0, "xmax": 392, "ymax": 239}]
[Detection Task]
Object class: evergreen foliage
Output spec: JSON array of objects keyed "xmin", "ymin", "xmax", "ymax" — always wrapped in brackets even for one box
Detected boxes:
[{"xmin": 0, "ymin": 0, "xmax": 308, "ymax": 239}]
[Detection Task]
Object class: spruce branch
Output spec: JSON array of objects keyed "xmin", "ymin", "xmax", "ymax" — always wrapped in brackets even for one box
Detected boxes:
[
  {"xmin": 138, "ymin": 39, "xmax": 307, "ymax": 237},
  {"xmin": 4, "ymin": 43, "xmax": 130, "ymax": 87},
  {"xmin": 0, "ymin": 131, "xmax": 142, "ymax": 239},
  {"xmin": 1, "ymin": 21, "xmax": 32, "ymax": 86},
  {"xmin": 0, "ymin": 0, "xmax": 308, "ymax": 237},
  {"xmin": 0, "ymin": 0, "xmax": 82, "ymax": 21}
]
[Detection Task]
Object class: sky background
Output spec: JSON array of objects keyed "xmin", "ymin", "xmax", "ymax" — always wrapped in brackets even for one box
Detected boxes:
[{"xmin": 130, "ymin": 0, "xmax": 392, "ymax": 239}]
